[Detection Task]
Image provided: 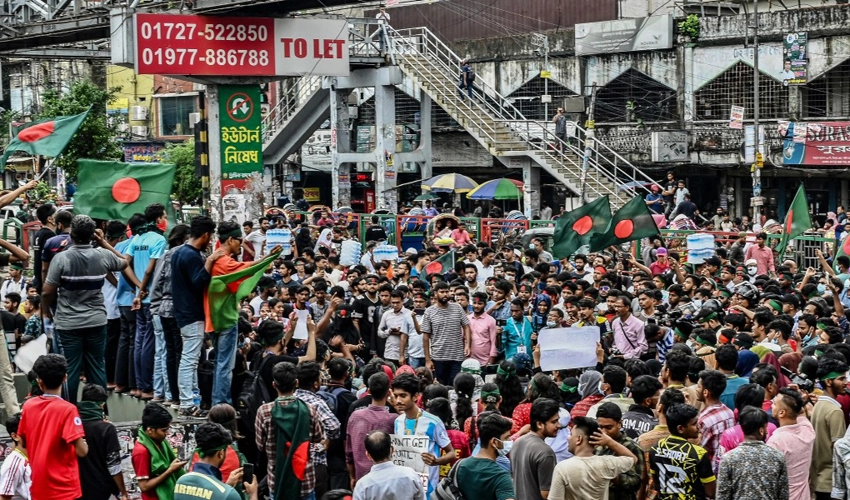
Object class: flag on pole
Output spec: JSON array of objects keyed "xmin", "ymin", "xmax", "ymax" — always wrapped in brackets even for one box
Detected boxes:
[
  {"xmin": 590, "ymin": 195, "xmax": 661, "ymax": 252},
  {"xmin": 207, "ymin": 250, "xmax": 282, "ymax": 332},
  {"xmin": 835, "ymin": 233, "xmax": 850, "ymax": 274},
  {"xmin": 74, "ymin": 159, "xmax": 175, "ymax": 221},
  {"xmin": 551, "ymin": 196, "xmax": 612, "ymax": 259},
  {"xmin": 778, "ymin": 184, "xmax": 812, "ymax": 260},
  {"xmin": 424, "ymin": 250, "xmax": 457, "ymax": 277},
  {"xmin": 0, "ymin": 108, "xmax": 90, "ymax": 170}
]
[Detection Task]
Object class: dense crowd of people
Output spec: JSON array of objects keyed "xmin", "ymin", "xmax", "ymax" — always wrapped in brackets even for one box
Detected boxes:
[{"xmin": 5, "ymin": 181, "xmax": 850, "ymax": 500}]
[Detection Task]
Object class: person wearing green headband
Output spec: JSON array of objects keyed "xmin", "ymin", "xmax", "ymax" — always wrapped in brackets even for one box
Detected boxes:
[
  {"xmin": 811, "ymin": 357, "xmax": 849, "ymax": 497},
  {"xmin": 174, "ymin": 422, "xmax": 257, "ymax": 500},
  {"xmin": 78, "ymin": 384, "xmax": 132, "ymax": 500},
  {"xmin": 207, "ymin": 220, "xmax": 283, "ymax": 411}
]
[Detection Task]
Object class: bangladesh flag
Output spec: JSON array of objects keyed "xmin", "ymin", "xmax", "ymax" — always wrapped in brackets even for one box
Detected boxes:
[
  {"xmin": 74, "ymin": 159, "xmax": 175, "ymax": 221},
  {"xmin": 424, "ymin": 250, "xmax": 457, "ymax": 277},
  {"xmin": 207, "ymin": 250, "xmax": 281, "ymax": 332},
  {"xmin": 778, "ymin": 184, "xmax": 812, "ymax": 260},
  {"xmin": 0, "ymin": 108, "xmax": 89, "ymax": 170},
  {"xmin": 590, "ymin": 195, "xmax": 660, "ymax": 252},
  {"xmin": 835, "ymin": 233, "xmax": 850, "ymax": 274},
  {"xmin": 552, "ymin": 196, "xmax": 612, "ymax": 259}
]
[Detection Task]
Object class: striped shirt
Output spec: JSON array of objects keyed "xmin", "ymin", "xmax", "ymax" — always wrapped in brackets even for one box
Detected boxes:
[
  {"xmin": 45, "ymin": 244, "xmax": 125, "ymax": 331},
  {"xmin": 0, "ymin": 449, "xmax": 30, "ymax": 500},
  {"xmin": 420, "ymin": 302, "xmax": 469, "ymax": 361}
]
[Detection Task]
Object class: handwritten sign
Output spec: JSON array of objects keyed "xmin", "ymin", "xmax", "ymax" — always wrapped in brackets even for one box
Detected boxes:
[
  {"xmin": 538, "ymin": 326, "xmax": 599, "ymax": 371},
  {"xmin": 390, "ymin": 434, "xmax": 429, "ymax": 493}
]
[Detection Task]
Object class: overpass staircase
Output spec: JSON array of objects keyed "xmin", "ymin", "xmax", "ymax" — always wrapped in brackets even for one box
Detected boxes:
[{"xmin": 261, "ymin": 23, "xmax": 657, "ymax": 207}]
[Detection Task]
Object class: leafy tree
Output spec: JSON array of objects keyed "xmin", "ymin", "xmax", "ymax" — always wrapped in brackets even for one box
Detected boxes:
[
  {"xmin": 35, "ymin": 81, "xmax": 122, "ymax": 180},
  {"xmin": 165, "ymin": 139, "xmax": 202, "ymax": 205}
]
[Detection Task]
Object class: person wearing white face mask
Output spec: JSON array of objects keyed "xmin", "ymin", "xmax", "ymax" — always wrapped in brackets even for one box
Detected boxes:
[
  {"xmin": 450, "ymin": 411, "xmax": 516, "ymax": 500},
  {"xmin": 511, "ymin": 398, "xmax": 561, "ymax": 500}
]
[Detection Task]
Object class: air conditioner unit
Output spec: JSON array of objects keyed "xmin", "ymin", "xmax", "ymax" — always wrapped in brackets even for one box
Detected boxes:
[
  {"xmin": 188, "ymin": 112, "xmax": 201, "ymax": 128},
  {"xmin": 131, "ymin": 126, "xmax": 149, "ymax": 137},
  {"xmin": 130, "ymin": 106, "xmax": 148, "ymax": 121},
  {"xmin": 193, "ymin": 82, "xmax": 206, "ymax": 91},
  {"xmin": 117, "ymin": 123, "xmax": 129, "ymax": 132}
]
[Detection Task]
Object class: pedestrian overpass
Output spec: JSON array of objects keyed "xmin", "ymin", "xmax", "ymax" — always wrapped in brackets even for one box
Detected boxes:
[{"xmin": 262, "ymin": 21, "xmax": 657, "ymax": 211}]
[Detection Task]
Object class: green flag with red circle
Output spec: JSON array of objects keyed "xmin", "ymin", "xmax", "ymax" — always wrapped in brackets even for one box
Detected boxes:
[
  {"xmin": 0, "ymin": 108, "xmax": 90, "ymax": 170},
  {"xmin": 589, "ymin": 195, "xmax": 660, "ymax": 252},
  {"xmin": 552, "ymin": 196, "xmax": 612, "ymax": 259},
  {"xmin": 778, "ymin": 184, "xmax": 812, "ymax": 260},
  {"xmin": 73, "ymin": 159, "xmax": 175, "ymax": 221},
  {"xmin": 835, "ymin": 232, "xmax": 850, "ymax": 274}
]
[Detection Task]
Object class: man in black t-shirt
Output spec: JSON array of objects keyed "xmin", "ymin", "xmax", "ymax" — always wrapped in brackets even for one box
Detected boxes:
[
  {"xmin": 77, "ymin": 384, "xmax": 130, "ymax": 500},
  {"xmin": 32, "ymin": 204, "xmax": 57, "ymax": 293},
  {"xmin": 352, "ymin": 275, "xmax": 380, "ymax": 354},
  {"xmin": 1, "ymin": 292, "xmax": 26, "ymax": 357},
  {"xmin": 364, "ymin": 216, "xmax": 388, "ymax": 243},
  {"xmin": 662, "ymin": 171, "xmax": 678, "ymax": 217}
]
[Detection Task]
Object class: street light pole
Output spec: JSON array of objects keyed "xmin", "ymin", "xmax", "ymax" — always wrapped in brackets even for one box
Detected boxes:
[
  {"xmin": 752, "ymin": 0, "xmax": 762, "ymax": 224},
  {"xmin": 544, "ymin": 37, "xmax": 549, "ymax": 120}
]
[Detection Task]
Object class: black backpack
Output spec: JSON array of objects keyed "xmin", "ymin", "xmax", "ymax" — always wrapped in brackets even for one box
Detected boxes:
[
  {"xmin": 431, "ymin": 459, "xmax": 465, "ymax": 500},
  {"xmin": 467, "ymin": 67, "xmax": 476, "ymax": 83},
  {"xmin": 237, "ymin": 355, "xmax": 274, "ymax": 439}
]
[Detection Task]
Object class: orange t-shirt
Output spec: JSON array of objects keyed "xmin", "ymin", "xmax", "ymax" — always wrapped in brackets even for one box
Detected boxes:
[{"xmin": 204, "ymin": 254, "xmax": 253, "ymax": 333}]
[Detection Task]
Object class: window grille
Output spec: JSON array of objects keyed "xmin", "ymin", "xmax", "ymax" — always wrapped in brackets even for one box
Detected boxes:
[
  {"xmin": 595, "ymin": 68, "xmax": 678, "ymax": 123},
  {"xmin": 694, "ymin": 61, "xmax": 788, "ymax": 120}
]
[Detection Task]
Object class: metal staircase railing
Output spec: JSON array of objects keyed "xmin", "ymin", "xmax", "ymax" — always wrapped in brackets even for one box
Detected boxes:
[
  {"xmin": 262, "ymin": 75, "xmax": 324, "ymax": 146},
  {"xmin": 262, "ymin": 18, "xmax": 390, "ymax": 147},
  {"xmin": 388, "ymin": 26, "xmax": 660, "ymax": 203}
]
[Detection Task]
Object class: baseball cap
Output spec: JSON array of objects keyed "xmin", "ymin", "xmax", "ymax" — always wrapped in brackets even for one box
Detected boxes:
[
  {"xmin": 733, "ymin": 333, "xmax": 755, "ymax": 349},
  {"xmin": 779, "ymin": 294, "xmax": 800, "ymax": 309},
  {"xmin": 656, "ymin": 247, "xmax": 668, "ymax": 256},
  {"xmin": 704, "ymin": 256, "xmax": 721, "ymax": 267}
]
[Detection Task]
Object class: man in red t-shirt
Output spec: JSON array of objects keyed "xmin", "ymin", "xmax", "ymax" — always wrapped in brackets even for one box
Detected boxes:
[{"xmin": 18, "ymin": 354, "xmax": 88, "ymax": 500}]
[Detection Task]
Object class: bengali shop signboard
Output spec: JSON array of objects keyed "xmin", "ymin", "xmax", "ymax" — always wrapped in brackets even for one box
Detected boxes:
[
  {"xmin": 134, "ymin": 14, "xmax": 349, "ymax": 76},
  {"xmin": 780, "ymin": 121, "xmax": 850, "ymax": 166},
  {"xmin": 219, "ymin": 85, "xmax": 262, "ymax": 192}
]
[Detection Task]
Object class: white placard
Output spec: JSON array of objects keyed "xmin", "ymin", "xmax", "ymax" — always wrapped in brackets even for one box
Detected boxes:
[
  {"xmin": 293, "ymin": 308, "xmax": 309, "ymax": 340},
  {"xmin": 538, "ymin": 326, "xmax": 599, "ymax": 371},
  {"xmin": 390, "ymin": 434, "xmax": 429, "ymax": 493},
  {"xmin": 15, "ymin": 334, "xmax": 48, "ymax": 374}
]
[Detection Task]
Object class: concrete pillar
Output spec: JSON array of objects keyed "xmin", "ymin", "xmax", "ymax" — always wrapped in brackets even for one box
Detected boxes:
[
  {"xmin": 419, "ymin": 92, "xmax": 433, "ymax": 179},
  {"xmin": 788, "ymin": 86, "xmax": 800, "ymax": 121},
  {"xmin": 522, "ymin": 162, "xmax": 541, "ymax": 219},
  {"xmin": 207, "ymin": 84, "xmax": 223, "ymax": 221},
  {"xmin": 375, "ymin": 83, "xmax": 397, "ymax": 211},
  {"xmin": 330, "ymin": 84, "xmax": 352, "ymax": 208},
  {"xmin": 682, "ymin": 43, "xmax": 694, "ymax": 125}
]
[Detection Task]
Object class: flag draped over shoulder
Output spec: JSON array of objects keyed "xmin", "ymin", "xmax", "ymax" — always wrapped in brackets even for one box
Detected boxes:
[
  {"xmin": 208, "ymin": 250, "xmax": 281, "ymax": 332},
  {"xmin": 0, "ymin": 108, "xmax": 90, "ymax": 170},
  {"xmin": 551, "ymin": 196, "xmax": 612, "ymax": 259},
  {"xmin": 779, "ymin": 184, "xmax": 812, "ymax": 260},
  {"xmin": 590, "ymin": 195, "xmax": 660, "ymax": 252},
  {"xmin": 74, "ymin": 159, "xmax": 175, "ymax": 221}
]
